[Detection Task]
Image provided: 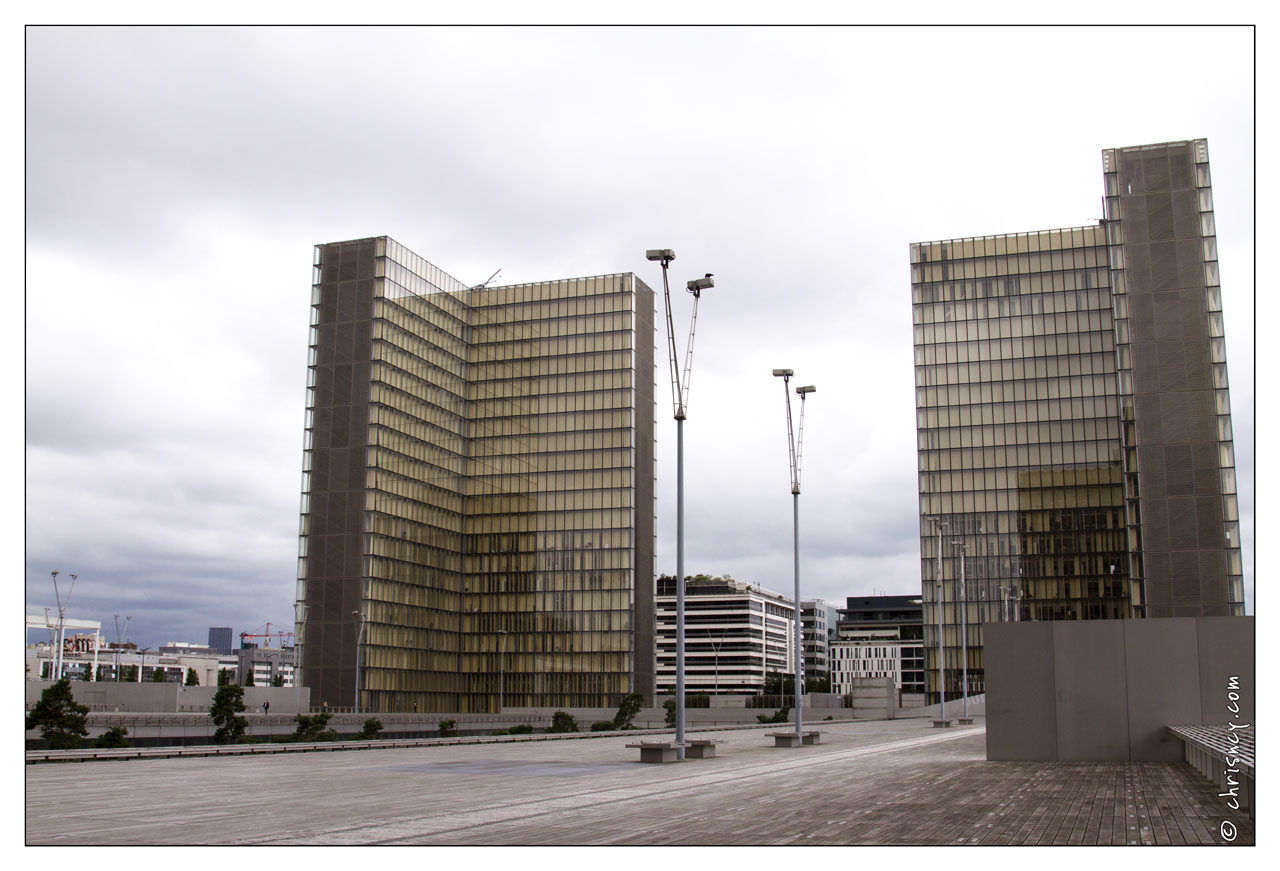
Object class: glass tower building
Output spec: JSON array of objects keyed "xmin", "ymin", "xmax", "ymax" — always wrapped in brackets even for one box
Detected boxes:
[
  {"xmin": 911, "ymin": 140, "xmax": 1243, "ymax": 703},
  {"xmin": 297, "ymin": 237, "xmax": 655, "ymax": 713}
]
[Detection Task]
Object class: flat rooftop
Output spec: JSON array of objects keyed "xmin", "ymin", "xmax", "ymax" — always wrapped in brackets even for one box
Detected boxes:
[{"xmin": 25, "ymin": 718, "xmax": 1251, "ymax": 846}]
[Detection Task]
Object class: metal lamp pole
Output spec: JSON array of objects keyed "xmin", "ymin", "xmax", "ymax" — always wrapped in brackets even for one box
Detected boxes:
[
  {"xmin": 773, "ymin": 369, "xmax": 815, "ymax": 743},
  {"xmin": 497, "ymin": 629, "xmax": 508, "ymax": 711},
  {"xmin": 931, "ymin": 518, "xmax": 947, "ymax": 720},
  {"xmin": 352, "ymin": 609, "xmax": 368, "ymax": 714},
  {"xmin": 646, "ymin": 248, "xmax": 714, "ymax": 761},
  {"xmin": 952, "ymin": 539, "xmax": 969, "ymax": 719},
  {"xmin": 294, "ymin": 602, "xmax": 307, "ymax": 713}
]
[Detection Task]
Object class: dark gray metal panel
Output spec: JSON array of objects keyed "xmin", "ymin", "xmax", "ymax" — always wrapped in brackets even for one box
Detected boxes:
[
  {"xmin": 1197, "ymin": 616, "xmax": 1254, "ymax": 725},
  {"xmin": 1052, "ymin": 621, "xmax": 1130, "ymax": 760},
  {"xmin": 1123, "ymin": 618, "xmax": 1201, "ymax": 761},
  {"xmin": 985, "ymin": 622, "xmax": 1057, "ymax": 761}
]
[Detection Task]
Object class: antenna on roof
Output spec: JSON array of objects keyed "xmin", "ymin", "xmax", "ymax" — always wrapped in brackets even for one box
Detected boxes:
[{"xmin": 471, "ymin": 269, "xmax": 501, "ymax": 291}]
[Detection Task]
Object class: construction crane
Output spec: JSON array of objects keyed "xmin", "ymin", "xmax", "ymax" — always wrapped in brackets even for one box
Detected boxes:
[{"xmin": 239, "ymin": 622, "xmax": 294, "ymax": 649}]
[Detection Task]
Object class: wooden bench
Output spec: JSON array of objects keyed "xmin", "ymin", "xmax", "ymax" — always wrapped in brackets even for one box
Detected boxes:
[
  {"xmin": 625, "ymin": 741, "xmax": 687, "ymax": 763},
  {"xmin": 685, "ymin": 738, "xmax": 722, "ymax": 758},
  {"xmin": 1168, "ymin": 724, "xmax": 1254, "ymax": 817},
  {"xmin": 767, "ymin": 731, "xmax": 822, "ymax": 747}
]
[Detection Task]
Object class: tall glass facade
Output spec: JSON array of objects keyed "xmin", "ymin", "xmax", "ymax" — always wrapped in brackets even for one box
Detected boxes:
[
  {"xmin": 298, "ymin": 237, "xmax": 655, "ymax": 713},
  {"xmin": 911, "ymin": 139, "xmax": 1243, "ymax": 704}
]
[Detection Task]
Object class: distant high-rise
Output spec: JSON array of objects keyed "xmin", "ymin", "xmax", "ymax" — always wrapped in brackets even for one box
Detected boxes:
[
  {"xmin": 207, "ymin": 627, "xmax": 233, "ymax": 656},
  {"xmin": 911, "ymin": 139, "xmax": 1243, "ymax": 703},
  {"xmin": 297, "ymin": 237, "xmax": 655, "ymax": 713}
]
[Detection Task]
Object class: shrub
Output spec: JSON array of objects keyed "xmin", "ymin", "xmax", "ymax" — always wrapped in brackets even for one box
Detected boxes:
[
  {"xmin": 756, "ymin": 705, "xmax": 792, "ymax": 725},
  {"xmin": 590, "ymin": 721, "xmax": 615, "ymax": 732},
  {"xmin": 612, "ymin": 692, "xmax": 644, "ymax": 730},
  {"xmin": 94, "ymin": 726, "xmax": 130, "ymax": 748},
  {"xmin": 547, "ymin": 711, "xmax": 578, "ymax": 733},
  {"xmin": 508, "ymin": 723, "xmax": 534, "ymax": 735},
  {"xmin": 663, "ymin": 699, "xmax": 676, "ymax": 727},
  {"xmin": 294, "ymin": 712, "xmax": 339, "ymax": 741},
  {"xmin": 438, "ymin": 719, "xmax": 459, "ymax": 737},
  {"xmin": 359, "ymin": 718, "xmax": 384, "ymax": 739},
  {"xmin": 26, "ymin": 679, "xmax": 90, "ymax": 749}
]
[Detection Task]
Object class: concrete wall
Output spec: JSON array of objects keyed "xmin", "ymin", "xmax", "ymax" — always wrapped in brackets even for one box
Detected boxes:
[
  {"xmin": 985, "ymin": 617, "xmax": 1253, "ymax": 761},
  {"xmin": 26, "ymin": 681, "xmax": 309, "ymax": 714}
]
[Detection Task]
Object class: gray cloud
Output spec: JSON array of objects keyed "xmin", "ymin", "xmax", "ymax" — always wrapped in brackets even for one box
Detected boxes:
[{"xmin": 24, "ymin": 25, "xmax": 1257, "ymax": 645}]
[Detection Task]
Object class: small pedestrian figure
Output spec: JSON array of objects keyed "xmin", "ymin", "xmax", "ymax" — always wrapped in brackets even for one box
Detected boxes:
[
  {"xmin": 322, "ymin": 700, "xmax": 328, "ymax": 713},
  {"xmin": 413, "ymin": 702, "xmax": 419, "ymax": 713},
  {"xmin": 263, "ymin": 700, "xmax": 270, "ymax": 715}
]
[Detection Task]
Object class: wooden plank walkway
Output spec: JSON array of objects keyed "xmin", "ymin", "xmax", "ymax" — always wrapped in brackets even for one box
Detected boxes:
[{"xmin": 25, "ymin": 719, "xmax": 1254, "ymax": 846}]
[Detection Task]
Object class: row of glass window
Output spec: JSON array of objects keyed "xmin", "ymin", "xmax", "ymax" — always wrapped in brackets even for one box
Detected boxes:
[
  {"xmin": 915, "ymin": 355, "xmax": 1118, "ymax": 390},
  {"xmin": 913, "ymin": 226, "xmax": 1107, "ymax": 263},
  {"xmin": 921, "ymin": 464, "xmax": 1123, "ymax": 494},
  {"xmin": 920, "ymin": 396, "xmax": 1124, "ymax": 429},
  {"xmin": 470, "ymin": 290, "xmax": 635, "ymax": 326},
  {"xmin": 921, "ymin": 444, "xmax": 1122, "ymax": 475},
  {"xmin": 470, "ymin": 311, "xmax": 633, "ymax": 344},
  {"xmin": 912, "ymin": 246, "xmax": 1109, "ymax": 284},
  {"xmin": 915, "ymin": 328, "xmax": 1114, "ymax": 362},
  {"xmin": 921, "ymin": 485, "xmax": 1123, "ymax": 515},
  {"xmin": 467, "ymin": 429, "xmax": 634, "ymax": 457},
  {"xmin": 919, "ymin": 382, "xmax": 1120, "ymax": 417}
]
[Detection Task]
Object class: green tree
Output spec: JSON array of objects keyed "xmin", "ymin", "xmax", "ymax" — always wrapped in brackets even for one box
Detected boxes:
[
  {"xmin": 547, "ymin": 711, "xmax": 578, "ymax": 733},
  {"xmin": 663, "ymin": 699, "xmax": 676, "ymax": 727},
  {"xmin": 26, "ymin": 678, "xmax": 90, "ymax": 749},
  {"xmin": 151, "ymin": 668, "xmax": 167, "ymax": 682},
  {"xmin": 612, "ymin": 692, "xmax": 644, "ymax": 730},
  {"xmin": 210, "ymin": 684, "xmax": 248, "ymax": 744},
  {"xmin": 185, "ymin": 668, "xmax": 199, "ymax": 686},
  {"xmin": 94, "ymin": 726, "xmax": 130, "ymax": 748},
  {"xmin": 438, "ymin": 719, "xmax": 459, "ymax": 737},
  {"xmin": 217, "ymin": 669, "xmax": 230, "ymax": 686},
  {"xmin": 358, "ymin": 717, "xmax": 383, "ymax": 739},
  {"xmin": 270, "ymin": 673, "xmax": 285, "ymax": 687},
  {"xmin": 120, "ymin": 665, "xmax": 137, "ymax": 682},
  {"xmin": 243, "ymin": 670, "xmax": 255, "ymax": 687},
  {"xmin": 294, "ymin": 712, "xmax": 339, "ymax": 741},
  {"xmin": 805, "ymin": 676, "xmax": 831, "ymax": 693}
]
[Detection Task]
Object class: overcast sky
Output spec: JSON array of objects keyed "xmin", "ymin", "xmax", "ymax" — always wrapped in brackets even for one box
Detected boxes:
[{"xmin": 23, "ymin": 25, "xmax": 1257, "ymax": 649}]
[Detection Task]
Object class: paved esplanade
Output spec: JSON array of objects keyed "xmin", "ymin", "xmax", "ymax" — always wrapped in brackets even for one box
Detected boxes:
[{"xmin": 26, "ymin": 718, "xmax": 1252, "ymax": 845}]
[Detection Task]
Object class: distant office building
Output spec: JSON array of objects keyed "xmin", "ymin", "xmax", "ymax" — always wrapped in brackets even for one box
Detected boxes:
[
  {"xmin": 298, "ymin": 237, "xmax": 655, "ymax": 713},
  {"xmin": 831, "ymin": 595, "xmax": 925, "ymax": 697},
  {"xmin": 800, "ymin": 598, "xmax": 831, "ymax": 679},
  {"xmin": 208, "ymin": 627, "xmax": 233, "ymax": 655},
  {"xmin": 236, "ymin": 647, "xmax": 295, "ymax": 688},
  {"xmin": 912, "ymin": 139, "xmax": 1243, "ymax": 703},
  {"xmin": 655, "ymin": 575, "xmax": 796, "ymax": 696}
]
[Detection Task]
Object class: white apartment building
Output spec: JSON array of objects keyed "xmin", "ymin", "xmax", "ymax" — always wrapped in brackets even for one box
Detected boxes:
[{"xmin": 655, "ymin": 575, "xmax": 796, "ymax": 696}]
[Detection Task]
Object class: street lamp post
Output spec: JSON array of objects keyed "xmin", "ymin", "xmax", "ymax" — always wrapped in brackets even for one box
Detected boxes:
[
  {"xmin": 352, "ymin": 609, "xmax": 368, "ymax": 714},
  {"xmin": 294, "ymin": 602, "xmax": 307, "ymax": 713},
  {"xmin": 647, "ymin": 248, "xmax": 715, "ymax": 761},
  {"xmin": 931, "ymin": 518, "xmax": 947, "ymax": 721},
  {"xmin": 952, "ymin": 538, "xmax": 969, "ymax": 719},
  {"xmin": 497, "ymin": 629, "xmax": 508, "ymax": 711},
  {"xmin": 773, "ymin": 369, "xmax": 815, "ymax": 744},
  {"xmin": 50, "ymin": 571, "xmax": 79, "ymax": 681}
]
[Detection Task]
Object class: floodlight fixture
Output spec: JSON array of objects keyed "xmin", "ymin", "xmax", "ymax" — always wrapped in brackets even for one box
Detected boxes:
[
  {"xmin": 796, "ymin": 385, "xmax": 816, "ymax": 395},
  {"xmin": 772, "ymin": 368, "xmax": 794, "ymax": 377},
  {"xmin": 686, "ymin": 276, "xmax": 714, "ymax": 296},
  {"xmin": 646, "ymin": 249, "xmax": 676, "ymax": 262}
]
